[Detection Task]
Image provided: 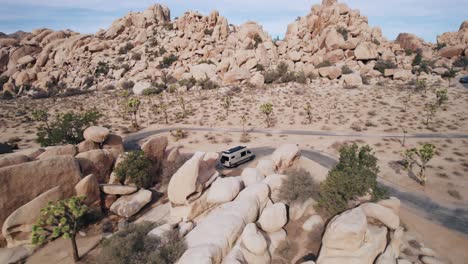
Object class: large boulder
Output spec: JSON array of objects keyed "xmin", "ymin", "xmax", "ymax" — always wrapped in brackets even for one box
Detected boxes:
[
  {"xmin": 354, "ymin": 42, "xmax": 379, "ymax": 60},
  {"xmin": 318, "ymin": 66, "xmax": 342, "ymax": 79},
  {"xmin": 83, "ymin": 126, "xmax": 110, "ymax": 143},
  {"xmin": 257, "ymin": 203, "xmax": 288, "ymax": 233},
  {"xmin": 75, "ymin": 174, "xmax": 100, "ymax": 206},
  {"xmin": 393, "ymin": 69, "xmax": 413, "ymax": 81},
  {"xmin": 110, "ymin": 189, "xmax": 152, "ymax": 217},
  {"xmin": 168, "ymin": 151, "xmax": 219, "ymax": 205},
  {"xmin": 102, "ymin": 134, "xmax": 124, "ymax": 155},
  {"xmin": 256, "ymin": 160, "xmax": 275, "ymax": 177},
  {"xmin": 343, "ymin": 73, "xmax": 363, "ymax": 86},
  {"xmin": 438, "ymin": 45, "xmax": 464, "ymax": 58},
  {"xmin": 141, "ymin": 136, "xmax": 168, "ymax": 162},
  {"xmin": 132, "ymin": 81, "xmax": 151, "ymax": 95},
  {"xmin": 271, "ymin": 144, "xmax": 301, "ymax": 173},
  {"xmin": 75, "ymin": 149, "xmax": 115, "ymax": 183},
  {"xmin": 322, "ymin": 207, "xmax": 367, "ymax": 251},
  {"xmin": 207, "ymin": 177, "xmax": 243, "ymax": 204},
  {"xmin": 101, "ymin": 184, "xmax": 138, "ymax": 195},
  {"xmin": 360, "ymin": 203, "xmax": 400, "ymax": 230},
  {"xmin": 37, "ymin": 144, "xmax": 77, "ymax": 159},
  {"xmin": 241, "ymin": 223, "xmax": 268, "ymax": 255},
  {"xmin": 2, "ymin": 187, "xmax": 62, "ymax": 248},
  {"xmin": 0, "ymin": 156, "xmax": 81, "ymax": 228},
  {"xmin": 395, "ymin": 33, "xmax": 424, "ymax": 52},
  {"xmin": 241, "ymin": 168, "xmax": 265, "ymax": 187},
  {"xmin": 77, "ymin": 140, "xmax": 99, "ymax": 153},
  {"xmin": 190, "ymin": 63, "xmax": 217, "ymax": 80},
  {"xmin": 0, "ymin": 154, "xmax": 29, "ymax": 169}
]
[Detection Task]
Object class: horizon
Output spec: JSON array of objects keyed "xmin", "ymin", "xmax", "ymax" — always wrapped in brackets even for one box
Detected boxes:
[{"xmin": 0, "ymin": 0, "xmax": 466, "ymax": 43}]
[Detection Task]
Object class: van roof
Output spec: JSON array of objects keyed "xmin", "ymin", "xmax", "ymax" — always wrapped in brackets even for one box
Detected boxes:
[{"xmin": 222, "ymin": 146, "xmax": 246, "ymax": 154}]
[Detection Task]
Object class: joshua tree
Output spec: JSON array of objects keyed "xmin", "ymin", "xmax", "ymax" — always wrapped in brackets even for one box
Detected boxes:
[
  {"xmin": 304, "ymin": 102, "xmax": 313, "ymax": 124},
  {"xmin": 32, "ymin": 109, "xmax": 50, "ymax": 130},
  {"xmin": 240, "ymin": 114, "xmax": 248, "ymax": 134},
  {"xmin": 221, "ymin": 96, "xmax": 232, "ymax": 118},
  {"xmin": 178, "ymin": 96, "xmax": 187, "ymax": 119},
  {"xmin": 424, "ymin": 102, "xmax": 437, "ymax": 127},
  {"xmin": 442, "ymin": 68, "xmax": 457, "ymax": 87},
  {"xmin": 127, "ymin": 98, "xmax": 141, "ymax": 128},
  {"xmin": 435, "ymin": 89, "xmax": 448, "ymax": 107},
  {"xmin": 32, "ymin": 197, "xmax": 89, "ymax": 262},
  {"xmin": 401, "ymin": 143, "xmax": 436, "ymax": 186},
  {"xmin": 260, "ymin": 103, "xmax": 273, "ymax": 128}
]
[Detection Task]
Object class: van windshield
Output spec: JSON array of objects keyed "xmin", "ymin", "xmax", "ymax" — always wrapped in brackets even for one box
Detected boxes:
[{"xmin": 221, "ymin": 156, "xmax": 229, "ymax": 162}]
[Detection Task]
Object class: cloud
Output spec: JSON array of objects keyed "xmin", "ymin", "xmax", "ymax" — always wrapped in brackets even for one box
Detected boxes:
[{"xmin": 0, "ymin": 0, "xmax": 465, "ymax": 42}]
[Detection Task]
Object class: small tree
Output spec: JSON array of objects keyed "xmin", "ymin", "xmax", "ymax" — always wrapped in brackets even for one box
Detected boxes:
[
  {"xmin": 304, "ymin": 102, "xmax": 312, "ymax": 124},
  {"xmin": 221, "ymin": 96, "xmax": 232, "ymax": 118},
  {"xmin": 127, "ymin": 98, "xmax": 141, "ymax": 128},
  {"xmin": 435, "ymin": 89, "xmax": 448, "ymax": 107},
  {"xmin": 260, "ymin": 103, "xmax": 273, "ymax": 128},
  {"xmin": 401, "ymin": 143, "xmax": 436, "ymax": 186},
  {"xmin": 424, "ymin": 102, "xmax": 437, "ymax": 127},
  {"xmin": 32, "ymin": 197, "xmax": 89, "ymax": 262},
  {"xmin": 441, "ymin": 68, "xmax": 457, "ymax": 87},
  {"xmin": 178, "ymin": 96, "xmax": 187, "ymax": 119},
  {"xmin": 240, "ymin": 114, "xmax": 248, "ymax": 135},
  {"xmin": 160, "ymin": 101, "xmax": 169, "ymax": 124}
]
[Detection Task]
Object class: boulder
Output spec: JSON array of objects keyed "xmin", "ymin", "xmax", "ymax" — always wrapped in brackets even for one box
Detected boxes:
[
  {"xmin": 179, "ymin": 221, "xmax": 195, "ymax": 237},
  {"xmin": 322, "ymin": 207, "xmax": 367, "ymax": 251},
  {"xmin": 265, "ymin": 228, "xmax": 287, "ymax": 254},
  {"xmin": 16, "ymin": 55, "xmax": 35, "ymax": 67},
  {"xmin": 77, "ymin": 140, "xmax": 99, "ymax": 153},
  {"xmin": 110, "ymin": 189, "xmax": 152, "ymax": 217},
  {"xmin": 190, "ymin": 63, "xmax": 217, "ymax": 80},
  {"xmin": 0, "ymin": 246, "xmax": 33, "ymax": 264},
  {"xmin": 302, "ymin": 214, "xmax": 324, "ymax": 232},
  {"xmin": 241, "ymin": 168, "xmax": 265, "ymax": 187},
  {"xmin": 395, "ymin": 33, "xmax": 424, "ymax": 52},
  {"xmin": 377, "ymin": 197, "xmax": 400, "ymax": 215},
  {"xmin": 222, "ymin": 68, "xmax": 251, "ymax": 86},
  {"xmin": 393, "ymin": 69, "xmax": 413, "ymax": 81},
  {"xmin": 256, "ymin": 160, "xmax": 275, "ymax": 177},
  {"xmin": 355, "ymin": 42, "xmax": 379, "ymax": 60},
  {"xmin": 37, "ymin": 144, "xmax": 77, "ymax": 159},
  {"xmin": 343, "ymin": 73, "xmax": 363, "ymax": 86},
  {"xmin": 101, "ymin": 184, "xmax": 138, "ymax": 195},
  {"xmin": 262, "ymin": 174, "xmax": 287, "ymax": 203},
  {"xmin": 0, "ymin": 156, "xmax": 81, "ymax": 228},
  {"xmin": 75, "ymin": 149, "xmax": 115, "ymax": 183},
  {"xmin": 141, "ymin": 136, "xmax": 168, "ymax": 162},
  {"xmin": 420, "ymin": 256, "xmax": 445, "ymax": 264},
  {"xmin": 136, "ymin": 203, "xmax": 171, "ymax": 224},
  {"xmin": 83, "ymin": 126, "xmax": 110, "ymax": 143},
  {"xmin": 147, "ymin": 223, "xmax": 174, "ymax": 242},
  {"xmin": 75, "ymin": 174, "xmax": 100, "ymax": 205},
  {"xmin": 241, "ymin": 223, "xmax": 268, "ymax": 255},
  {"xmin": 271, "ymin": 144, "xmax": 301, "ymax": 173},
  {"xmin": 0, "ymin": 154, "xmax": 29, "ymax": 169},
  {"xmin": 289, "ymin": 198, "xmax": 316, "ymax": 220},
  {"xmin": 168, "ymin": 151, "xmax": 219, "ymax": 205},
  {"xmin": 258, "ymin": 203, "xmax": 287, "ymax": 233},
  {"xmin": 438, "ymin": 45, "xmax": 464, "ymax": 58},
  {"xmin": 318, "ymin": 66, "xmax": 342, "ymax": 79},
  {"xmin": 2, "ymin": 187, "xmax": 62, "ymax": 248},
  {"xmin": 249, "ymin": 72, "xmax": 265, "ymax": 88},
  {"xmin": 102, "ymin": 134, "xmax": 124, "ymax": 154},
  {"xmin": 360, "ymin": 203, "xmax": 400, "ymax": 230},
  {"xmin": 207, "ymin": 177, "xmax": 243, "ymax": 204},
  {"xmin": 324, "ymin": 29, "xmax": 345, "ymax": 50},
  {"xmin": 132, "ymin": 81, "xmax": 151, "ymax": 95}
]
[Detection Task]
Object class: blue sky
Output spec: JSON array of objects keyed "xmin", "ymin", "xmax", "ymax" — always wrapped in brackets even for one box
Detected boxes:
[{"xmin": 0, "ymin": 0, "xmax": 465, "ymax": 43}]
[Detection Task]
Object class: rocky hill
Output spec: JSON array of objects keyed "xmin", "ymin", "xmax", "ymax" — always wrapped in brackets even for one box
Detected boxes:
[{"xmin": 0, "ymin": 0, "xmax": 467, "ymax": 97}]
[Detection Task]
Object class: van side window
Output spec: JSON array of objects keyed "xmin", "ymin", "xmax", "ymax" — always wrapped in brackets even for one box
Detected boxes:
[{"xmin": 241, "ymin": 151, "xmax": 246, "ymax": 157}]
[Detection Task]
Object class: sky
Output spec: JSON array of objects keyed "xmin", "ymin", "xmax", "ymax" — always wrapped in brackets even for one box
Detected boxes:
[{"xmin": 0, "ymin": 0, "xmax": 465, "ymax": 43}]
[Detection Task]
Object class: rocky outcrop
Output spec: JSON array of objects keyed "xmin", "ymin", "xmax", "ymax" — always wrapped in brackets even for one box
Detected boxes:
[
  {"xmin": 0, "ymin": 156, "xmax": 81, "ymax": 228},
  {"xmin": 109, "ymin": 189, "xmax": 152, "ymax": 217}
]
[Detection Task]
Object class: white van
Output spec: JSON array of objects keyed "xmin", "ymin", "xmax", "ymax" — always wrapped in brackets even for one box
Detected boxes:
[{"xmin": 220, "ymin": 146, "xmax": 255, "ymax": 168}]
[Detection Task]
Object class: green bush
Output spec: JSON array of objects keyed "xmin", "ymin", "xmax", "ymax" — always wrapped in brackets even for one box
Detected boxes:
[
  {"xmin": 253, "ymin": 33, "xmax": 263, "ymax": 48},
  {"xmin": 119, "ymin": 43, "xmax": 134, "ymax": 54},
  {"xmin": 33, "ymin": 110, "xmax": 102, "ymax": 147},
  {"xmin": 278, "ymin": 168, "xmax": 320, "ymax": 204},
  {"xmin": 204, "ymin": 29, "xmax": 213, "ymax": 35},
  {"xmin": 178, "ymin": 77, "xmax": 197, "ymax": 90},
  {"xmin": 263, "ymin": 62, "xmax": 306, "ymax": 84},
  {"xmin": 412, "ymin": 51, "xmax": 423, "ymax": 66},
  {"xmin": 336, "ymin": 27, "xmax": 349, "ymax": 41},
  {"xmin": 316, "ymin": 60, "xmax": 332, "ymax": 68},
  {"xmin": 197, "ymin": 77, "xmax": 219, "ymax": 90},
  {"xmin": 160, "ymin": 54, "xmax": 178, "ymax": 69},
  {"xmin": 98, "ymin": 222, "xmax": 186, "ymax": 264},
  {"xmin": 317, "ymin": 144, "xmax": 388, "ymax": 216},
  {"xmin": 2, "ymin": 90, "xmax": 13, "ymax": 100},
  {"xmin": 453, "ymin": 57, "xmax": 468, "ymax": 68},
  {"xmin": 121, "ymin": 80, "xmax": 135, "ymax": 90},
  {"xmin": 95, "ymin": 61, "xmax": 110, "ymax": 77},
  {"xmin": 114, "ymin": 151, "xmax": 153, "ymax": 188},
  {"xmin": 374, "ymin": 60, "xmax": 396, "ymax": 74}
]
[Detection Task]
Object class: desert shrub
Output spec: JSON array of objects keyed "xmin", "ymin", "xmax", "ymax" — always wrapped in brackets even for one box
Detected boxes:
[
  {"xmin": 372, "ymin": 39, "xmax": 381, "ymax": 45},
  {"xmin": 178, "ymin": 77, "xmax": 197, "ymax": 90},
  {"xmin": 121, "ymin": 80, "xmax": 135, "ymax": 90},
  {"xmin": 197, "ymin": 77, "xmax": 219, "ymax": 90},
  {"xmin": 295, "ymin": 71, "xmax": 307, "ymax": 84},
  {"xmin": 255, "ymin": 64, "xmax": 265, "ymax": 72},
  {"xmin": 405, "ymin": 49, "xmax": 414, "ymax": 56},
  {"xmin": 142, "ymin": 88, "xmax": 161, "ymax": 96},
  {"xmin": 435, "ymin": 43, "xmax": 446, "ymax": 51},
  {"xmin": 336, "ymin": 26, "xmax": 349, "ymax": 41},
  {"xmin": 412, "ymin": 51, "xmax": 423, "ymax": 66},
  {"xmin": 361, "ymin": 75, "xmax": 370, "ymax": 85},
  {"xmin": 253, "ymin": 33, "xmax": 263, "ymax": 48},
  {"xmin": 98, "ymin": 222, "xmax": 186, "ymax": 264},
  {"xmin": 374, "ymin": 59, "xmax": 396, "ymax": 74},
  {"xmin": 453, "ymin": 57, "xmax": 468, "ymax": 69},
  {"xmin": 170, "ymin": 129, "xmax": 188, "ymax": 141},
  {"xmin": 164, "ymin": 23, "xmax": 174, "ymax": 31},
  {"xmin": 2, "ymin": 90, "xmax": 13, "ymax": 100},
  {"xmin": 0, "ymin": 75, "xmax": 9, "ymax": 90},
  {"xmin": 160, "ymin": 54, "xmax": 178, "ymax": 69},
  {"xmin": 316, "ymin": 60, "xmax": 332, "ymax": 68},
  {"xmin": 95, "ymin": 61, "xmax": 110, "ymax": 77},
  {"xmin": 317, "ymin": 144, "xmax": 388, "ymax": 216},
  {"xmin": 278, "ymin": 168, "xmax": 320, "ymax": 204},
  {"xmin": 263, "ymin": 62, "xmax": 305, "ymax": 84},
  {"xmin": 198, "ymin": 59, "xmax": 214, "ymax": 65},
  {"xmin": 119, "ymin": 42, "xmax": 134, "ymax": 54},
  {"xmin": 114, "ymin": 151, "xmax": 153, "ymax": 188},
  {"xmin": 83, "ymin": 76, "xmax": 95, "ymax": 88},
  {"xmin": 204, "ymin": 29, "xmax": 213, "ymax": 35},
  {"xmin": 33, "ymin": 110, "xmax": 102, "ymax": 147},
  {"xmin": 131, "ymin": 52, "xmax": 142, "ymax": 61},
  {"xmin": 341, "ymin": 65, "xmax": 353, "ymax": 74},
  {"xmin": 264, "ymin": 69, "xmax": 280, "ymax": 84}
]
